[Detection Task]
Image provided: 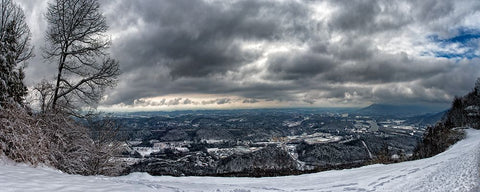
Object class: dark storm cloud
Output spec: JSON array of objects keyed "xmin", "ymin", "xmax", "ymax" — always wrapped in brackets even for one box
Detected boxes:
[
  {"xmin": 419, "ymin": 59, "xmax": 480, "ymax": 95},
  {"xmin": 321, "ymin": 52, "xmax": 453, "ymax": 83},
  {"xmin": 18, "ymin": 0, "xmax": 480, "ymax": 108},
  {"xmin": 107, "ymin": 0, "xmax": 311, "ymax": 78},
  {"xmin": 100, "ymin": 0, "xmax": 315, "ymax": 104},
  {"xmin": 329, "ymin": 0, "xmax": 412, "ymax": 34},
  {"xmin": 263, "ymin": 34, "xmax": 451, "ymax": 85},
  {"xmin": 266, "ymin": 52, "xmax": 336, "ymax": 80},
  {"xmin": 330, "ymin": 0, "xmax": 381, "ymax": 32},
  {"xmin": 413, "ymin": 0, "xmax": 454, "ymax": 22},
  {"xmin": 327, "ymin": 38, "xmax": 376, "ymax": 61}
]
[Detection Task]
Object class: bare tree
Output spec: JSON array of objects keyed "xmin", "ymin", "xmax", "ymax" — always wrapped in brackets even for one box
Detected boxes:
[
  {"xmin": 33, "ymin": 80, "xmax": 54, "ymax": 112},
  {"xmin": 44, "ymin": 0, "xmax": 119, "ymax": 112}
]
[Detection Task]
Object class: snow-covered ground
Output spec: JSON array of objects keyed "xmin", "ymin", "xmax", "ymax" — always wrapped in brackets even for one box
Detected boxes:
[{"xmin": 2, "ymin": 129, "xmax": 480, "ymax": 192}]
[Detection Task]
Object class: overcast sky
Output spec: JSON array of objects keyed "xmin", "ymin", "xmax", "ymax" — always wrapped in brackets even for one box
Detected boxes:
[{"xmin": 15, "ymin": 0, "xmax": 480, "ymax": 111}]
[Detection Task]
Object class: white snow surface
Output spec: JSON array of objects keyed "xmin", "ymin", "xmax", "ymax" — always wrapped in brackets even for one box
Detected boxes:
[{"xmin": 2, "ymin": 129, "xmax": 480, "ymax": 192}]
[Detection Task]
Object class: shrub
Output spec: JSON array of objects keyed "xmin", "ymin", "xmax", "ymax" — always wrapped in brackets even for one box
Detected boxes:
[
  {"xmin": 0, "ymin": 104, "xmax": 52, "ymax": 165},
  {"xmin": 0, "ymin": 104, "xmax": 125, "ymax": 176}
]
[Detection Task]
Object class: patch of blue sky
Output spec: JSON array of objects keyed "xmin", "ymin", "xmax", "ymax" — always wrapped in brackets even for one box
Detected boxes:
[{"xmin": 427, "ymin": 27, "xmax": 480, "ymax": 59}]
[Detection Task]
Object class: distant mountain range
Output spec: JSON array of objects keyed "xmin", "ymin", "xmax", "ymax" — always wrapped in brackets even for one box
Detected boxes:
[
  {"xmin": 356, "ymin": 104, "xmax": 447, "ymax": 118},
  {"xmin": 404, "ymin": 111, "xmax": 446, "ymax": 126}
]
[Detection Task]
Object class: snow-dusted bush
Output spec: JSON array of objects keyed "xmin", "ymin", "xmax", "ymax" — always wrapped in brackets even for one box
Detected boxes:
[
  {"xmin": 0, "ymin": 104, "xmax": 125, "ymax": 176},
  {"xmin": 79, "ymin": 116, "xmax": 126, "ymax": 176},
  {"xmin": 0, "ymin": 103, "xmax": 52, "ymax": 165},
  {"xmin": 37, "ymin": 111, "xmax": 94, "ymax": 175}
]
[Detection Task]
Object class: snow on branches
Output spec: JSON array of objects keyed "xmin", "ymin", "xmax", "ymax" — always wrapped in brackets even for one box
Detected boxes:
[{"xmin": 0, "ymin": 104, "xmax": 125, "ymax": 176}]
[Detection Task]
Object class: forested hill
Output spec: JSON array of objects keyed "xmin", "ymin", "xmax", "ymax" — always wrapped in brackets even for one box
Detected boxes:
[
  {"xmin": 356, "ymin": 103, "xmax": 446, "ymax": 118},
  {"xmin": 415, "ymin": 80, "xmax": 480, "ymax": 158}
]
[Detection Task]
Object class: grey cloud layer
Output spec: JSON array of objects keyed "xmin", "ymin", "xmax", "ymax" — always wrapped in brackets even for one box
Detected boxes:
[
  {"xmin": 20, "ymin": 0, "xmax": 480, "ymax": 107},
  {"xmin": 108, "ymin": 0, "xmax": 310, "ymax": 77}
]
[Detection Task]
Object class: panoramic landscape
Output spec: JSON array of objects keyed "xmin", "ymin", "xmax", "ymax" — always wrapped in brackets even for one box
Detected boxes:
[{"xmin": 1, "ymin": 0, "xmax": 480, "ymax": 191}]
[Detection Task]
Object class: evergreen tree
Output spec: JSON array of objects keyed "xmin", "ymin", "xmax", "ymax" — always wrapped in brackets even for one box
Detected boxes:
[
  {"xmin": 0, "ymin": 41, "xmax": 8, "ymax": 105},
  {"xmin": 0, "ymin": 0, "xmax": 32, "ymax": 107},
  {"xmin": 0, "ymin": 21, "xmax": 15, "ymax": 105},
  {"xmin": 0, "ymin": 20, "xmax": 27, "ymax": 106}
]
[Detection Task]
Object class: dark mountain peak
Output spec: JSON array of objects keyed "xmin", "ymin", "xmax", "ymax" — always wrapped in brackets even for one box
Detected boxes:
[{"xmin": 356, "ymin": 103, "xmax": 446, "ymax": 117}]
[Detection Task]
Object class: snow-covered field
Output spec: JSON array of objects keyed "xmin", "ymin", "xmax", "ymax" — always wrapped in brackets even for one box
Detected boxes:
[{"xmin": 2, "ymin": 129, "xmax": 480, "ymax": 192}]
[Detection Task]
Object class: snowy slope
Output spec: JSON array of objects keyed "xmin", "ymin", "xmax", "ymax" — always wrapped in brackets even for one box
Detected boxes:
[{"xmin": 2, "ymin": 129, "xmax": 480, "ymax": 192}]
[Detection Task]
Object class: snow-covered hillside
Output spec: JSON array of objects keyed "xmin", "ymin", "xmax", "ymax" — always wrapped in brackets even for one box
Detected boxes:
[{"xmin": 2, "ymin": 129, "xmax": 480, "ymax": 192}]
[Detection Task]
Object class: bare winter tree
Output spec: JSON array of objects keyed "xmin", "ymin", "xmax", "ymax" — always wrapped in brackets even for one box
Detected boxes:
[
  {"xmin": 0, "ymin": 0, "xmax": 33, "ymax": 106},
  {"xmin": 41, "ymin": 0, "xmax": 124, "ymax": 175},
  {"xmin": 33, "ymin": 80, "xmax": 54, "ymax": 112},
  {"xmin": 44, "ymin": 0, "xmax": 119, "ymax": 112}
]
